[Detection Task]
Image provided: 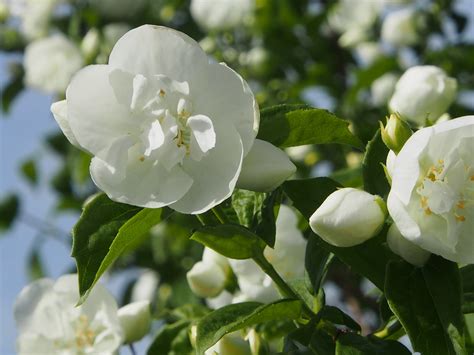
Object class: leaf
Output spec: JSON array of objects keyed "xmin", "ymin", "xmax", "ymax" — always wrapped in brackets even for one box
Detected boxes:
[
  {"xmin": 461, "ymin": 265, "xmax": 474, "ymax": 293},
  {"xmin": 254, "ymin": 188, "xmax": 282, "ymax": 247},
  {"xmin": 385, "ymin": 257, "xmax": 466, "ymax": 355},
  {"xmin": 305, "ymin": 232, "xmax": 332, "ymax": 294},
  {"xmin": 72, "ymin": 194, "xmax": 163, "ymax": 303},
  {"xmin": 257, "ymin": 104, "xmax": 363, "ymax": 149},
  {"xmin": 190, "ymin": 224, "xmax": 265, "ymax": 260},
  {"xmin": 147, "ymin": 321, "xmax": 190, "ymax": 355},
  {"xmin": 20, "ymin": 158, "xmax": 38, "ymax": 185},
  {"xmin": 0, "ymin": 194, "xmax": 20, "ymax": 232},
  {"xmin": 284, "ymin": 178, "xmax": 397, "ymax": 290},
  {"xmin": 232, "ymin": 189, "xmax": 266, "ymax": 228},
  {"xmin": 317, "ymin": 306, "xmax": 361, "ymax": 331},
  {"xmin": 462, "ymin": 293, "xmax": 474, "ymax": 314},
  {"xmin": 362, "ymin": 129, "xmax": 390, "ymax": 197},
  {"xmin": 335, "ymin": 333, "xmax": 411, "ymax": 355},
  {"xmin": 1, "ymin": 64, "xmax": 24, "ymax": 114},
  {"xmin": 196, "ymin": 299, "xmax": 303, "ymax": 354}
]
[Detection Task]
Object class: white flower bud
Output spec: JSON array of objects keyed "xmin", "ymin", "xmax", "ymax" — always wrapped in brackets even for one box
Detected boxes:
[
  {"xmin": 389, "ymin": 66, "xmax": 457, "ymax": 126},
  {"xmin": 380, "ymin": 113, "xmax": 413, "ymax": 154},
  {"xmin": 309, "ymin": 188, "xmax": 387, "ymax": 247},
  {"xmin": 387, "ymin": 224, "xmax": 430, "ymax": 267},
  {"xmin": 202, "ymin": 247, "xmax": 230, "ymax": 273},
  {"xmin": 381, "ymin": 8, "xmax": 419, "ymax": 47},
  {"xmin": 237, "ymin": 139, "xmax": 296, "ymax": 192},
  {"xmin": 118, "ymin": 300, "xmax": 151, "ymax": 343},
  {"xmin": 187, "ymin": 261, "xmax": 226, "ymax": 298},
  {"xmin": 81, "ymin": 28, "xmax": 100, "ymax": 62}
]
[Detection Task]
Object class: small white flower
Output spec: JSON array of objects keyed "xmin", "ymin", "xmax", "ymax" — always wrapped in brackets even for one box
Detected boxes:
[
  {"xmin": 381, "ymin": 8, "xmax": 419, "ymax": 47},
  {"xmin": 387, "ymin": 116, "xmax": 474, "ymax": 264},
  {"xmin": 229, "ymin": 205, "xmax": 307, "ymax": 302},
  {"xmin": 309, "ymin": 188, "xmax": 387, "ymax": 247},
  {"xmin": 14, "ymin": 274, "xmax": 123, "ymax": 354},
  {"xmin": 389, "ymin": 65, "xmax": 457, "ymax": 125},
  {"xmin": 24, "ymin": 34, "xmax": 83, "ymax": 94},
  {"xmin": 371, "ymin": 73, "xmax": 398, "ymax": 107},
  {"xmin": 387, "ymin": 223, "xmax": 430, "ymax": 267},
  {"xmin": 118, "ymin": 301, "xmax": 151, "ymax": 344},
  {"xmin": 190, "ymin": 0, "xmax": 254, "ymax": 31},
  {"xmin": 51, "ymin": 25, "xmax": 260, "ymax": 214}
]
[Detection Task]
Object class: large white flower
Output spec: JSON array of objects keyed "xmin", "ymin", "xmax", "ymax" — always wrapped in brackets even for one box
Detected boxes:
[
  {"xmin": 388, "ymin": 116, "xmax": 474, "ymax": 263},
  {"xmin": 14, "ymin": 274, "xmax": 123, "ymax": 354},
  {"xmin": 51, "ymin": 25, "xmax": 264, "ymax": 214},
  {"xmin": 190, "ymin": 0, "xmax": 254, "ymax": 31},
  {"xmin": 389, "ymin": 65, "xmax": 457, "ymax": 126},
  {"xmin": 24, "ymin": 34, "xmax": 84, "ymax": 94}
]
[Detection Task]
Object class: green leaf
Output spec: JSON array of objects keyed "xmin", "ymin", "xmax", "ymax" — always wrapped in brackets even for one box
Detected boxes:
[
  {"xmin": 305, "ymin": 232, "xmax": 332, "ymax": 295},
  {"xmin": 462, "ymin": 293, "xmax": 474, "ymax": 314},
  {"xmin": 317, "ymin": 306, "xmax": 361, "ymax": 331},
  {"xmin": 254, "ymin": 188, "xmax": 282, "ymax": 247},
  {"xmin": 1, "ymin": 64, "xmax": 24, "ymax": 114},
  {"xmin": 284, "ymin": 177, "xmax": 397, "ymax": 290},
  {"xmin": 362, "ymin": 129, "xmax": 390, "ymax": 197},
  {"xmin": 72, "ymin": 194, "xmax": 163, "ymax": 303},
  {"xmin": 196, "ymin": 299, "xmax": 303, "ymax": 354},
  {"xmin": 385, "ymin": 257, "xmax": 466, "ymax": 355},
  {"xmin": 257, "ymin": 104, "xmax": 363, "ymax": 149},
  {"xmin": 0, "ymin": 194, "xmax": 20, "ymax": 232},
  {"xmin": 147, "ymin": 320, "xmax": 190, "ymax": 355},
  {"xmin": 232, "ymin": 189, "xmax": 266, "ymax": 228},
  {"xmin": 335, "ymin": 333, "xmax": 411, "ymax": 355},
  {"xmin": 190, "ymin": 224, "xmax": 265, "ymax": 260},
  {"xmin": 461, "ymin": 265, "xmax": 474, "ymax": 293},
  {"xmin": 20, "ymin": 158, "xmax": 38, "ymax": 186}
]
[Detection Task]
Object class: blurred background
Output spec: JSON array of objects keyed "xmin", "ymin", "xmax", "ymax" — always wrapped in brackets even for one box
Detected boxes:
[{"xmin": 1, "ymin": 0, "xmax": 473, "ymax": 353}]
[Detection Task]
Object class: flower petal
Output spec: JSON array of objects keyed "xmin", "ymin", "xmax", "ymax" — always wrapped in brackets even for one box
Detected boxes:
[
  {"xmin": 66, "ymin": 64, "xmax": 137, "ymax": 157},
  {"xmin": 109, "ymin": 25, "xmax": 208, "ymax": 82},
  {"xmin": 170, "ymin": 124, "xmax": 243, "ymax": 214},
  {"xmin": 187, "ymin": 114, "xmax": 216, "ymax": 160},
  {"xmin": 50, "ymin": 99, "xmax": 79, "ymax": 148}
]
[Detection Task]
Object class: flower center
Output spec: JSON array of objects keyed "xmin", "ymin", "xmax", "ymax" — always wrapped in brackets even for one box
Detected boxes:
[
  {"xmin": 128, "ymin": 73, "xmax": 216, "ymax": 170},
  {"xmin": 74, "ymin": 314, "xmax": 96, "ymax": 349}
]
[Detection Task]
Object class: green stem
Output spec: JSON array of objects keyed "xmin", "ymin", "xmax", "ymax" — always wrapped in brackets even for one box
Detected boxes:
[
  {"xmin": 253, "ymin": 252, "xmax": 315, "ymax": 320},
  {"xmin": 196, "ymin": 214, "xmax": 207, "ymax": 226},
  {"xmin": 373, "ymin": 320, "xmax": 404, "ymax": 339},
  {"xmin": 211, "ymin": 206, "xmax": 229, "ymax": 224}
]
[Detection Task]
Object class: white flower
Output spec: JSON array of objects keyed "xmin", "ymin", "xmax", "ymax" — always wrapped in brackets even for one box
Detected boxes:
[
  {"xmin": 51, "ymin": 25, "xmax": 260, "ymax": 214},
  {"xmin": 24, "ymin": 34, "xmax": 83, "ymax": 94},
  {"xmin": 187, "ymin": 260, "xmax": 228, "ymax": 298},
  {"xmin": 14, "ymin": 274, "xmax": 123, "ymax": 354},
  {"xmin": 354, "ymin": 42, "xmax": 383, "ymax": 67},
  {"xmin": 387, "ymin": 116, "xmax": 474, "ymax": 264},
  {"xmin": 328, "ymin": 0, "xmax": 381, "ymax": 36},
  {"xmin": 229, "ymin": 205, "xmax": 307, "ymax": 302},
  {"xmin": 118, "ymin": 301, "xmax": 151, "ymax": 344},
  {"xmin": 88, "ymin": 0, "xmax": 147, "ymax": 19},
  {"xmin": 387, "ymin": 224, "xmax": 430, "ymax": 267},
  {"xmin": 130, "ymin": 269, "xmax": 159, "ymax": 303},
  {"xmin": 381, "ymin": 8, "xmax": 419, "ymax": 47},
  {"xmin": 236, "ymin": 139, "xmax": 296, "ymax": 192},
  {"xmin": 190, "ymin": 0, "xmax": 254, "ymax": 31},
  {"xmin": 371, "ymin": 73, "xmax": 398, "ymax": 107},
  {"xmin": 309, "ymin": 188, "xmax": 387, "ymax": 247},
  {"xmin": 389, "ymin": 65, "xmax": 457, "ymax": 125}
]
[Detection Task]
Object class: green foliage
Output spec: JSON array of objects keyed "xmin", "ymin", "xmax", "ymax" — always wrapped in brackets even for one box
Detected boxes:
[
  {"xmin": 147, "ymin": 321, "xmax": 192, "ymax": 355},
  {"xmin": 335, "ymin": 333, "xmax": 411, "ymax": 355},
  {"xmin": 1, "ymin": 63, "xmax": 23, "ymax": 114},
  {"xmin": 257, "ymin": 104, "xmax": 363, "ymax": 149},
  {"xmin": 195, "ymin": 300, "xmax": 303, "ymax": 354},
  {"xmin": 190, "ymin": 224, "xmax": 265, "ymax": 260},
  {"xmin": 385, "ymin": 257, "xmax": 466, "ymax": 355},
  {"xmin": 317, "ymin": 306, "xmax": 360, "ymax": 331},
  {"xmin": 0, "ymin": 194, "xmax": 19, "ymax": 232},
  {"xmin": 20, "ymin": 158, "xmax": 38, "ymax": 186},
  {"xmin": 362, "ymin": 129, "xmax": 390, "ymax": 197}
]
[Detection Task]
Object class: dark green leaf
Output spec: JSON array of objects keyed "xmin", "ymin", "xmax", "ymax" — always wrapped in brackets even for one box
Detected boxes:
[
  {"xmin": 0, "ymin": 194, "xmax": 20, "ymax": 232},
  {"xmin": 257, "ymin": 104, "xmax": 363, "ymax": 149},
  {"xmin": 147, "ymin": 321, "xmax": 190, "ymax": 355},
  {"xmin": 335, "ymin": 333, "xmax": 410, "ymax": 355},
  {"xmin": 190, "ymin": 224, "xmax": 264, "ymax": 260},
  {"xmin": 318, "ymin": 306, "xmax": 361, "ymax": 331},
  {"xmin": 72, "ymin": 194, "xmax": 163, "ymax": 303},
  {"xmin": 232, "ymin": 189, "xmax": 266, "ymax": 228},
  {"xmin": 1, "ymin": 64, "xmax": 24, "ymax": 114},
  {"xmin": 362, "ymin": 130, "xmax": 390, "ymax": 197},
  {"xmin": 20, "ymin": 158, "xmax": 38, "ymax": 185},
  {"xmin": 385, "ymin": 257, "xmax": 466, "ymax": 355},
  {"xmin": 462, "ymin": 293, "xmax": 474, "ymax": 314},
  {"xmin": 196, "ymin": 300, "xmax": 302, "ymax": 354},
  {"xmin": 461, "ymin": 265, "xmax": 474, "ymax": 293},
  {"xmin": 305, "ymin": 232, "xmax": 331, "ymax": 295},
  {"xmin": 254, "ymin": 188, "xmax": 282, "ymax": 247}
]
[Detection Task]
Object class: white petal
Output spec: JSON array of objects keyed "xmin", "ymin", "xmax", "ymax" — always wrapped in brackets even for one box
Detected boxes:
[
  {"xmin": 187, "ymin": 114, "xmax": 216, "ymax": 160},
  {"xmin": 109, "ymin": 25, "xmax": 208, "ymax": 82},
  {"xmin": 170, "ymin": 124, "xmax": 243, "ymax": 214},
  {"xmin": 237, "ymin": 139, "xmax": 296, "ymax": 192},
  {"xmin": 387, "ymin": 223, "xmax": 430, "ymax": 267},
  {"xmin": 66, "ymin": 64, "xmax": 137, "ymax": 158},
  {"xmin": 193, "ymin": 62, "xmax": 259, "ymax": 156},
  {"xmin": 143, "ymin": 120, "xmax": 165, "ymax": 156},
  {"xmin": 50, "ymin": 100, "xmax": 80, "ymax": 148},
  {"xmin": 118, "ymin": 301, "xmax": 151, "ymax": 344},
  {"xmin": 90, "ymin": 151, "xmax": 193, "ymax": 208},
  {"xmin": 387, "ymin": 192, "xmax": 421, "ymax": 240}
]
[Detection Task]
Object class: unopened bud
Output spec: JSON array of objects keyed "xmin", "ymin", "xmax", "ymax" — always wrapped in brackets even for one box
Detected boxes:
[
  {"xmin": 187, "ymin": 261, "xmax": 226, "ymax": 298},
  {"xmin": 118, "ymin": 301, "xmax": 151, "ymax": 343},
  {"xmin": 380, "ymin": 113, "xmax": 412, "ymax": 154}
]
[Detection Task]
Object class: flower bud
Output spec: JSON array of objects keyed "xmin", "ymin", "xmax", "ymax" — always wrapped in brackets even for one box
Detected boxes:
[
  {"xmin": 118, "ymin": 300, "xmax": 151, "ymax": 343},
  {"xmin": 187, "ymin": 261, "xmax": 226, "ymax": 298},
  {"xmin": 309, "ymin": 188, "xmax": 387, "ymax": 247},
  {"xmin": 387, "ymin": 224, "xmax": 430, "ymax": 267},
  {"xmin": 81, "ymin": 28, "xmax": 100, "ymax": 62},
  {"xmin": 237, "ymin": 139, "xmax": 296, "ymax": 192},
  {"xmin": 380, "ymin": 113, "xmax": 413, "ymax": 154}
]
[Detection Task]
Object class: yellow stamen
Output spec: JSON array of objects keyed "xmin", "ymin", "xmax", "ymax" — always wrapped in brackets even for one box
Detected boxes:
[{"xmin": 455, "ymin": 214, "xmax": 466, "ymax": 222}]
